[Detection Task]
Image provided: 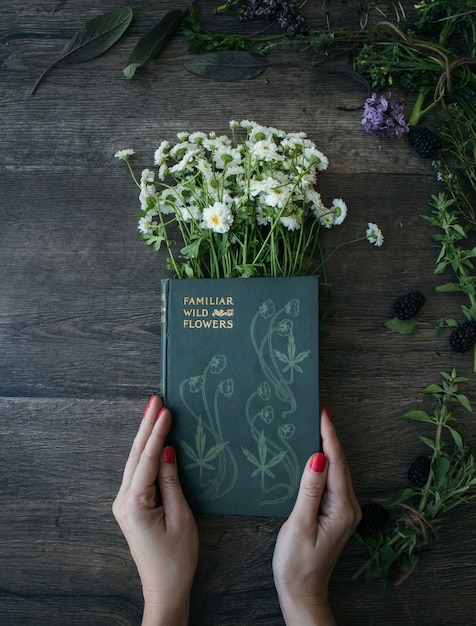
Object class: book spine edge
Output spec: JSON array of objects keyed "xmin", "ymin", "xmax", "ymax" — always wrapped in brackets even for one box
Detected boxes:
[{"xmin": 160, "ymin": 279, "xmax": 169, "ymax": 403}]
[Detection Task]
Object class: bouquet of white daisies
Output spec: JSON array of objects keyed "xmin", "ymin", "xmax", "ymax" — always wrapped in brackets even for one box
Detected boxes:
[{"xmin": 116, "ymin": 120, "xmax": 382, "ymax": 278}]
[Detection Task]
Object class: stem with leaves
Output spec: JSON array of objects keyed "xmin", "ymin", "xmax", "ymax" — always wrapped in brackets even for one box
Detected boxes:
[{"xmin": 354, "ymin": 369, "xmax": 476, "ymax": 586}]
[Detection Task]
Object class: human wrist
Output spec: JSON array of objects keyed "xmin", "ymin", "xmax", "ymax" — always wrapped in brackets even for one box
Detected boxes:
[
  {"xmin": 142, "ymin": 590, "xmax": 191, "ymax": 626},
  {"xmin": 277, "ymin": 592, "xmax": 336, "ymax": 626}
]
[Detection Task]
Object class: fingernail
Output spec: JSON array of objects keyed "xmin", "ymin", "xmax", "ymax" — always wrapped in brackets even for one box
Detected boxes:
[
  {"xmin": 143, "ymin": 395, "xmax": 155, "ymax": 419},
  {"xmin": 164, "ymin": 446, "xmax": 175, "ymax": 465},
  {"xmin": 157, "ymin": 406, "xmax": 168, "ymax": 420},
  {"xmin": 309, "ymin": 452, "xmax": 327, "ymax": 473},
  {"xmin": 320, "ymin": 403, "xmax": 333, "ymax": 423}
]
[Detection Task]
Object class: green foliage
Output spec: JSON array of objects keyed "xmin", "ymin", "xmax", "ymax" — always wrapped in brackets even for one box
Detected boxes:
[
  {"xmin": 354, "ymin": 369, "xmax": 476, "ymax": 586},
  {"xmin": 184, "ymin": 50, "xmax": 268, "ymax": 81},
  {"xmin": 385, "ymin": 317, "xmax": 419, "ymax": 335},
  {"xmin": 31, "ymin": 7, "xmax": 133, "ymax": 95},
  {"xmin": 421, "ymin": 194, "xmax": 476, "ymax": 345},
  {"xmin": 435, "ymin": 104, "xmax": 476, "ymax": 227},
  {"xmin": 123, "ymin": 8, "xmax": 187, "ymax": 79}
]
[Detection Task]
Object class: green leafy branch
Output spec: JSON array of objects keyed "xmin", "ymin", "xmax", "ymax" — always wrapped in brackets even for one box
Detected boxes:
[
  {"xmin": 354, "ymin": 369, "xmax": 476, "ymax": 586},
  {"xmin": 421, "ymin": 193, "xmax": 476, "ymax": 369}
]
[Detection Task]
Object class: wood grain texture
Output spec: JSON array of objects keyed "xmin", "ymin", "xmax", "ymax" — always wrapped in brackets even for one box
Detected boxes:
[{"xmin": 1, "ymin": 0, "xmax": 475, "ymax": 624}]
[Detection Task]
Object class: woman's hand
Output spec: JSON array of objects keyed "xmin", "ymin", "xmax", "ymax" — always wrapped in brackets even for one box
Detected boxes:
[
  {"xmin": 272, "ymin": 406, "xmax": 361, "ymax": 626},
  {"xmin": 113, "ymin": 396, "xmax": 199, "ymax": 626}
]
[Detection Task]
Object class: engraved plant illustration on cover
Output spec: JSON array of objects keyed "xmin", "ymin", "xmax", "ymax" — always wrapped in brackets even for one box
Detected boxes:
[
  {"xmin": 176, "ymin": 354, "xmax": 238, "ymax": 503},
  {"xmin": 177, "ymin": 297, "xmax": 311, "ymax": 508},
  {"xmin": 242, "ymin": 297, "xmax": 309, "ymax": 506}
]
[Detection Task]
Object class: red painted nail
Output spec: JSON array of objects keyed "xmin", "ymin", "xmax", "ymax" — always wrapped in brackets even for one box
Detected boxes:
[
  {"xmin": 164, "ymin": 446, "xmax": 175, "ymax": 465},
  {"xmin": 157, "ymin": 406, "xmax": 168, "ymax": 421},
  {"xmin": 309, "ymin": 452, "xmax": 327, "ymax": 473},
  {"xmin": 320, "ymin": 403, "xmax": 333, "ymax": 423},
  {"xmin": 143, "ymin": 395, "xmax": 155, "ymax": 419}
]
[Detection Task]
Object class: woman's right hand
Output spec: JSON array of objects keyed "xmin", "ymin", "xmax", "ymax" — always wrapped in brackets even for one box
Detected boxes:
[
  {"xmin": 112, "ymin": 396, "xmax": 199, "ymax": 626},
  {"xmin": 272, "ymin": 406, "xmax": 361, "ymax": 625}
]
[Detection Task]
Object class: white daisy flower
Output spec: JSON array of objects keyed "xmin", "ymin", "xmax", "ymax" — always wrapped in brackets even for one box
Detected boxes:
[
  {"xmin": 201, "ymin": 202, "xmax": 234, "ymax": 234},
  {"xmin": 213, "ymin": 145, "xmax": 242, "ymax": 169},
  {"xmin": 263, "ymin": 184, "xmax": 292, "ymax": 209},
  {"xmin": 251, "ymin": 139, "xmax": 282, "ymax": 162},
  {"xmin": 189, "ymin": 131, "xmax": 207, "ymax": 144},
  {"xmin": 139, "ymin": 169, "xmax": 157, "ymax": 210},
  {"xmin": 303, "ymin": 145, "xmax": 329, "ymax": 171},
  {"xmin": 169, "ymin": 149, "xmax": 200, "ymax": 174},
  {"xmin": 178, "ymin": 204, "xmax": 202, "ymax": 222},
  {"xmin": 154, "ymin": 141, "xmax": 170, "ymax": 165},
  {"xmin": 366, "ymin": 223, "xmax": 384, "ymax": 247},
  {"xmin": 280, "ymin": 214, "xmax": 302, "ymax": 231},
  {"xmin": 331, "ymin": 198, "xmax": 348, "ymax": 226},
  {"xmin": 114, "ymin": 148, "xmax": 135, "ymax": 160}
]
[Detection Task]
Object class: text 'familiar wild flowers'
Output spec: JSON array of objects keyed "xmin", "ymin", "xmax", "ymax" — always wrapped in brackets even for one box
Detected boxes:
[{"xmin": 116, "ymin": 120, "xmax": 383, "ymax": 278}]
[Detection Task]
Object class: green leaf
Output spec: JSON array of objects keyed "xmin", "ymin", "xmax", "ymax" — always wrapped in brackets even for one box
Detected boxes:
[
  {"xmin": 456, "ymin": 393, "xmax": 472, "ymax": 412},
  {"xmin": 402, "ymin": 409, "xmax": 432, "ymax": 422},
  {"xmin": 434, "ymin": 456, "xmax": 451, "ymax": 487},
  {"xmin": 386, "ymin": 487, "xmax": 418, "ymax": 507},
  {"xmin": 419, "ymin": 435, "xmax": 436, "ymax": 450},
  {"xmin": 31, "ymin": 7, "xmax": 133, "ymax": 95},
  {"xmin": 123, "ymin": 8, "xmax": 186, "ymax": 79},
  {"xmin": 384, "ymin": 317, "xmax": 419, "ymax": 335},
  {"xmin": 184, "ymin": 51, "xmax": 268, "ymax": 81},
  {"xmin": 423, "ymin": 383, "xmax": 443, "ymax": 394},
  {"xmin": 435, "ymin": 282, "xmax": 462, "ymax": 293},
  {"xmin": 181, "ymin": 239, "xmax": 202, "ymax": 259},
  {"xmin": 449, "ymin": 427, "xmax": 465, "ymax": 454}
]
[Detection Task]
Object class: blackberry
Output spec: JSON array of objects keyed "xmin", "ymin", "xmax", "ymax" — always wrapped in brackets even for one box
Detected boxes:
[
  {"xmin": 408, "ymin": 126, "xmax": 441, "ymax": 158},
  {"xmin": 392, "ymin": 291, "xmax": 425, "ymax": 320},
  {"xmin": 358, "ymin": 502, "xmax": 390, "ymax": 537},
  {"xmin": 449, "ymin": 321, "xmax": 476, "ymax": 353},
  {"xmin": 407, "ymin": 455, "xmax": 431, "ymax": 487}
]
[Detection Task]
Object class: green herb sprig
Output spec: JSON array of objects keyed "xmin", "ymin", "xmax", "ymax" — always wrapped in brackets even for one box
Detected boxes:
[
  {"xmin": 421, "ymin": 193, "xmax": 476, "ymax": 369},
  {"xmin": 354, "ymin": 369, "xmax": 476, "ymax": 586}
]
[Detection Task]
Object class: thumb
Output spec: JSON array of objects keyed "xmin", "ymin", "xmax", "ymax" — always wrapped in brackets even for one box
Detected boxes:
[
  {"xmin": 288, "ymin": 453, "xmax": 328, "ymax": 528},
  {"xmin": 159, "ymin": 446, "xmax": 192, "ymax": 521}
]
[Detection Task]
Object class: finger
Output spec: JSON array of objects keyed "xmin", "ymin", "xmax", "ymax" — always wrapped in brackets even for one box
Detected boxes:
[
  {"xmin": 119, "ymin": 396, "xmax": 163, "ymax": 492},
  {"xmin": 287, "ymin": 451, "xmax": 328, "ymax": 531},
  {"xmin": 129, "ymin": 406, "xmax": 172, "ymax": 495},
  {"xmin": 158, "ymin": 446, "xmax": 194, "ymax": 527},
  {"xmin": 319, "ymin": 406, "xmax": 360, "ymax": 520}
]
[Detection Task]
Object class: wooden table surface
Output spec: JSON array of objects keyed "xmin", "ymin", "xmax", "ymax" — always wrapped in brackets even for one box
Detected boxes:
[{"xmin": 1, "ymin": 1, "xmax": 475, "ymax": 624}]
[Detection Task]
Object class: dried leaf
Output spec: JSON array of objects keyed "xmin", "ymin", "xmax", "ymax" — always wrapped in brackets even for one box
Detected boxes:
[
  {"xmin": 31, "ymin": 7, "xmax": 133, "ymax": 95},
  {"xmin": 123, "ymin": 8, "xmax": 186, "ymax": 79},
  {"xmin": 184, "ymin": 50, "xmax": 267, "ymax": 81}
]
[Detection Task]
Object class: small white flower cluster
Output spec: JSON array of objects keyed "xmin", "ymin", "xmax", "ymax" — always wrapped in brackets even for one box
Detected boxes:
[
  {"xmin": 116, "ymin": 120, "xmax": 382, "ymax": 277},
  {"xmin": 131, "ymin": 120, "xmax": 347, "ymax": 238}
]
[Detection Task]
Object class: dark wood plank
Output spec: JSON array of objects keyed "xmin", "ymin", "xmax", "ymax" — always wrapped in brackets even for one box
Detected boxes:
[{"xmin": 1, "ymin": 0, "xmax": 476, "ymax": 624}]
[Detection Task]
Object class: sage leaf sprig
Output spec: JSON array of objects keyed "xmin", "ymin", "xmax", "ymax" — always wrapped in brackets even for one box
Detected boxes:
[
  {"xmin": 31, "ymin": 6, "xmax": 133, "ymax": 95},
  {"xmin": 184, "ymin": 50, "xmax": 268, "ymax": 80},
  {"xmin": 354, "ymin": 369, "xmax": 476, "ymax": 586},
  {"xmin": 123, "ymin": 7, "xmax": 188, "ymax": 79}
]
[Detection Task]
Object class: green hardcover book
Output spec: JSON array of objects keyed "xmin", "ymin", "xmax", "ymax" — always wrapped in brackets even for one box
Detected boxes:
[{"xmin": 161, "ymin": 276, "xmax": 320, "ymax": 517}]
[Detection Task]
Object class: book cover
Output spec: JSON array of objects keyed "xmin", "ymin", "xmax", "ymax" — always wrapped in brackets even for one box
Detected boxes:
[{"xmin": 161, "ymin": 276, "xmax": 320, "ymax": 517}]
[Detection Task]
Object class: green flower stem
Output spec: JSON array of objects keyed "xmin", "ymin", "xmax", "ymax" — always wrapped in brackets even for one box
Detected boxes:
[
  {"xmin": 124, "ymin": 157, "xmax": 140, "ymax": 188},
  {"xmin": 318, "ymin": 235, "xmax": 369, "ymax": 270},
  {"xmin": 407, "ymin": 90, "xmax": 445, "ymax": 127}
]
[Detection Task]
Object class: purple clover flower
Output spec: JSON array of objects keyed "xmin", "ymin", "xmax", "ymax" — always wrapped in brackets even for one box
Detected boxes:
[{"xmin": 361, "ymin": 93, "xmax": 409, "ymax": 138}]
